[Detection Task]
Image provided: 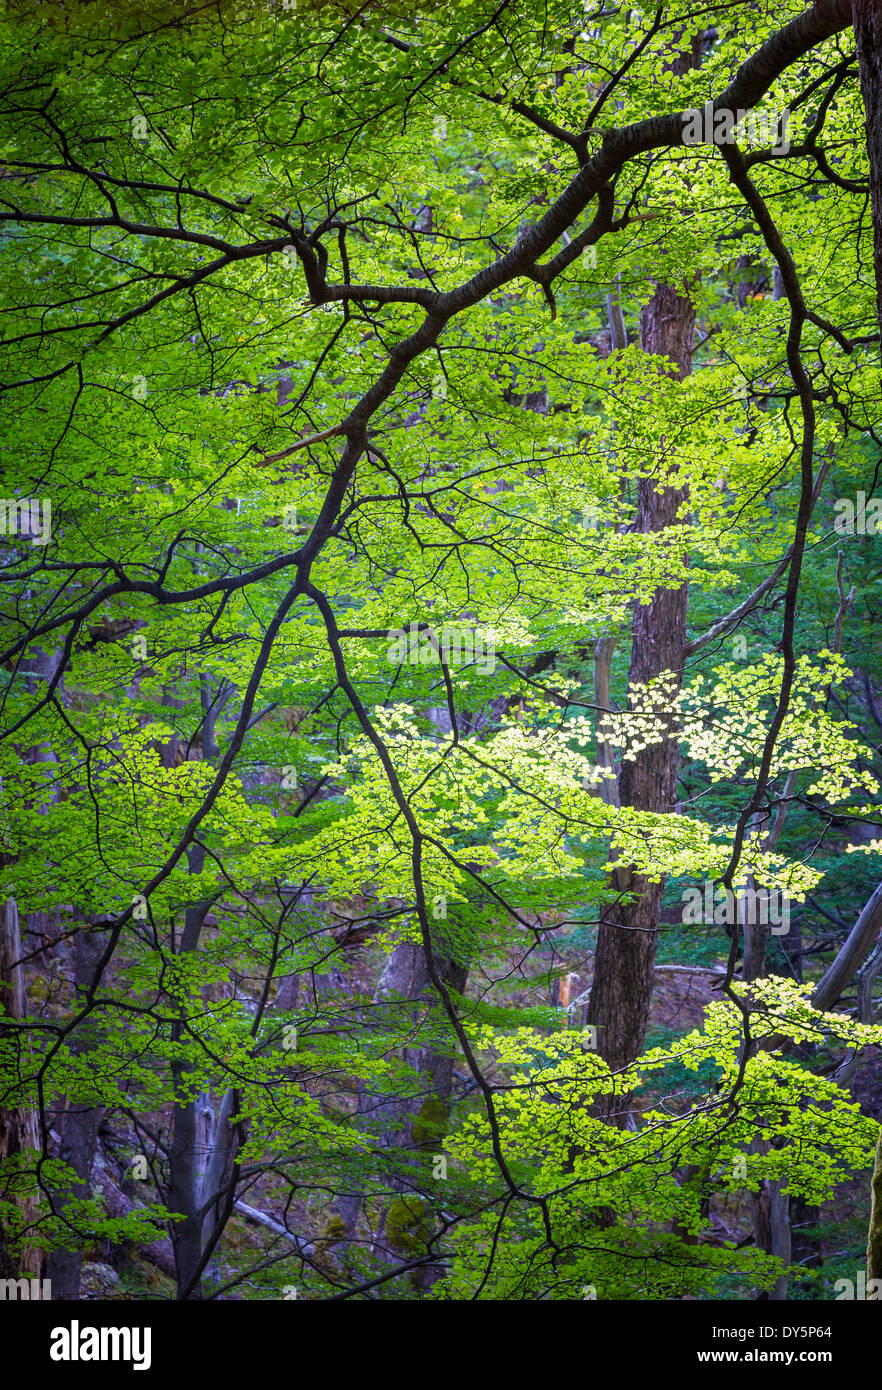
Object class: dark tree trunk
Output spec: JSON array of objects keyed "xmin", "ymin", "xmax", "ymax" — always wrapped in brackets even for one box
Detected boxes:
[
  {"xmin": 587, "ymin": 282, "xmax": 694, "ymax": 1072},
  {"xmin": 164, "ymin": 677, "xmax": 235, "ymax": 1300},
  {"xmin": 750, "ymin": 1175, "xmax": 791, "ymax": 1301},
  {"xmin": 790, "ymin": 1193, "xmax": 822, "ymax": 1293},
  {"xmin": 854, "ymin": 0, "xmax": 882, "ymax": 354},
  {"xmin": 0, "ymin": 896, "xmax": 42, "ymax": 1280},
  {"xmin": 168, "ymin": 859, "xmax": 212, "ymax": 1301},
  {"xmin": 741, "ymin": 863, "xmax": 768, "ymax": 985},
  {"xmin": 46, "ymin": 921, "xmax": 107, "ymax": 1298},
  {"xmin": 869, "ymin": 1126, "xmax": 882, "ymax": 1282}
]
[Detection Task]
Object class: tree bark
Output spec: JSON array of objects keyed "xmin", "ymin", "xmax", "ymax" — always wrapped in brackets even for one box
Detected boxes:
[
  {"xmin": 868, "ymin": 1126, "xmax": 882, "ymax": 1282},
  {"xmin": 46, "ymin": 921, "xmax": 107, "ymax": 1298},
  {"xmin": 813, "ymin": 880, "xmax": 882, "ymax": 1011},
  {"xmin": 593, "ymin": 636, "xmax": 620, "ymax": 807},
  {"xmin": 167, "ymin": 864, "xmax": 213, "ymax": 1301},
  {"xmin": 0, "ymin": 896, "xmax": 42, "ymax": 1280},
  {"xmin": 587, "ymin": 282, "xmax": 694, "ymax": 1071},
  {"xmin": 854, "ymin": 0, "xmax": 882, "ymax": 355},
  {"xmin": 750, "ymin": 1174, "xmax": 791, "ymax": 1301}
]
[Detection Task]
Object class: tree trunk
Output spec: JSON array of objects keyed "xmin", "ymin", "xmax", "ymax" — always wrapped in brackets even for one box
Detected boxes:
[
  {"xmin": 46, "ymin": 921, "xmax": 107, "ymax": 1298},
  {"xmin": 750, "ymin": 1174, "xmax": 791, "ymax": 1301},
  {"xmin": 165, "ymin": 676, "xmax": 236, "ymax": 1300},
  {"xmin": 593, "ymin": 636, "xmax": 619, "ymax": 807},
  {"xmin": 0, "ymin": 896, "xmax": 42, "ymax": 1280},
  {"xmin": 741, "ymin": 838, "xmax": 792, "ymax": 1297},
  {"xmin": 868, "ymin": 1126, "xmax": 882, "ymax": 1282},
  {"xmin": 167, "ymin": 862, "xmax": 213, "ymax": 1301},
  {"xmin": 854, "ymin": 0, "xmax": 882, "ymax": 355},
  {"xmin": 587, "ymin": 281, "xmax": 694, "ymax": 1071}
]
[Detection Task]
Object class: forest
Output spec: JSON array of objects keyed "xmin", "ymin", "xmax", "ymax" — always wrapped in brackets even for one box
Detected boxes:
[{"xmin": 1, "ymin": 0, "xmax": 882, "ymax": 1331}]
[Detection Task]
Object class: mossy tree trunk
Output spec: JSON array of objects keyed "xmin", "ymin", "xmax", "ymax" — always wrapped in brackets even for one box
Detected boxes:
[
  {"xmin": 868, "ymin": 1126, "xmax": 882, "ymax": 1283},
  {"xmin": 0, "ymin": 895, "xmax": 42, "ymax": 1280}
]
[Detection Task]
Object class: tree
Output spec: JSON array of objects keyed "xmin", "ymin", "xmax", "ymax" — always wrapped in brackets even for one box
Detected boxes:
[{"xmin": 1, "ymin": 0, "xmax": 881, "ymax": 1302}]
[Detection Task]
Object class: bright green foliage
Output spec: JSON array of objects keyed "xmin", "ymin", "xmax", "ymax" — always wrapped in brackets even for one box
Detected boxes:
[
  {"xmin": 437, "ymin": 982, "xmax": 882, "ymax": 1299},
  {"xmin": 0, "ymin": 0, "xmax": 879, "ymax": 1299}
]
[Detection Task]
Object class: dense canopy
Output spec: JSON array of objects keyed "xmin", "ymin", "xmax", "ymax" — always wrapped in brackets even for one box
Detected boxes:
[{"xmin": 1, "ymin": 0, "xmax": 882, "ymax": 1317}]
